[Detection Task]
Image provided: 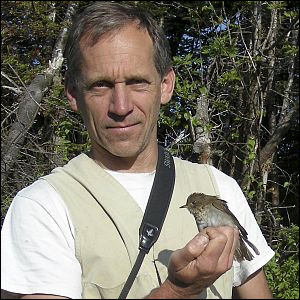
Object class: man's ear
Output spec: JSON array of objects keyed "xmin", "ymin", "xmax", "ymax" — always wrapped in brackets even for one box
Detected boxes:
[
  {"xmin": 65, "ymin": 83, "xmax": 79, "ymax": 112},
  {"xmin": 161, "ymin": 68, "xmax": 175, "ymax": 105}
]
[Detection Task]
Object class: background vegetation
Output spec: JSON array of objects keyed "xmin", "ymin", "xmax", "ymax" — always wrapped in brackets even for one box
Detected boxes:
[{"xmin": 1, "ymin": 1, "xmax": 299, "ymax": 298}]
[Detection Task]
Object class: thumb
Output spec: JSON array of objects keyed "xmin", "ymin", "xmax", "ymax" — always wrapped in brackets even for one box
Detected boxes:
[{"xmin": 170, "ymin": 233, "xmax": 209, "ymax": 271}]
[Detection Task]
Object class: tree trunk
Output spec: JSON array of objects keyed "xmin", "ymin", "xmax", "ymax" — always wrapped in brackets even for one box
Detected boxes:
[
  {"xmin": 193, "ymin": 95, "xmax": 212, "ymax": 164},
  {"xmin": 256, "ymin": 41, "xmax": 298, "ymax": 173}
]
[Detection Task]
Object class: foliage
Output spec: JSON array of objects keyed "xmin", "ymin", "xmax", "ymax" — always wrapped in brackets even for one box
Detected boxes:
[{"xmin": 265, "ymin": 224, "xmax": 299, "ymax": 299}]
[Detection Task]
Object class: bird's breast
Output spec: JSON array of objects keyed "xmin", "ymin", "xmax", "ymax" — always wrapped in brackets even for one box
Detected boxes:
[{"xmin": 195, "ymin": 205, "xmax": 236, "ymax": 230}]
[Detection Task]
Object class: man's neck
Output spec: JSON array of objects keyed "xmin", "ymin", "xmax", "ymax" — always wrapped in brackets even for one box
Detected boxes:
[{"xmin": 89, "ymin": 144, "xmax": 158, "ymax": 173}]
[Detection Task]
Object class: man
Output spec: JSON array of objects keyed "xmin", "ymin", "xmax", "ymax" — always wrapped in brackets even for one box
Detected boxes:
[{"xmin": 1, "ymin": 2, "xmax": 274, "ymax": 299}]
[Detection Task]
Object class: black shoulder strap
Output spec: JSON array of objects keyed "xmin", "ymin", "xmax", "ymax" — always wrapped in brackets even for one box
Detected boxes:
[{"xmin": 118, "ymin": 145, "xmax": 175, "ymax": 299}]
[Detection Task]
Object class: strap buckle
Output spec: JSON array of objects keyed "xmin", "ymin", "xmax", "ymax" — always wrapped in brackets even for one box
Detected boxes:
[{"xmin": 139, "ymin": 223, "xmax": 159, "ymax": 253}]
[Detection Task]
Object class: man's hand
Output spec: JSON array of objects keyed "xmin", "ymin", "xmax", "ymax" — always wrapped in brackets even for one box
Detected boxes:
[{"xmin": 145, "ymin": 226, "xmax": 239, "ymax": 299}]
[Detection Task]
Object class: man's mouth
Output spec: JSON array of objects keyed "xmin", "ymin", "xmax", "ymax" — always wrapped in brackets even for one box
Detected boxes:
[{"xmin": 107, "ymin": 123, "xmax": 139, "ymax": 133}]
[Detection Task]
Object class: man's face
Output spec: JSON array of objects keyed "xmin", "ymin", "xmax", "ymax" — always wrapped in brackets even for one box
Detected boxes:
[{"xmin": 67, "ymin": 24, "xmax": 174, "ymax": 159}]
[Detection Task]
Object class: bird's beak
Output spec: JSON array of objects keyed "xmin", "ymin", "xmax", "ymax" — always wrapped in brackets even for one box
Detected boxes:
[{"xmin": 180, "ymin": 204, "xmax": 187, "ymax": 208}]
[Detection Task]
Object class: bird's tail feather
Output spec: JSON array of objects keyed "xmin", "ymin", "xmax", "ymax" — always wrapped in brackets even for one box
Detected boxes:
[
  {"xmin": 235, "ymin": 238, "xmax": 254, "ymax": 262},
  {"xmin": 242, "ymin": 236, "xmax": 260, "ymax": 255}
]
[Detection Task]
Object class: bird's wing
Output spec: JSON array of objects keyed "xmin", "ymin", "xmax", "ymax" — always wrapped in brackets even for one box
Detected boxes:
[{"xmin": 212, "ymin": 198, "xmax": 249, "ymax": 238}]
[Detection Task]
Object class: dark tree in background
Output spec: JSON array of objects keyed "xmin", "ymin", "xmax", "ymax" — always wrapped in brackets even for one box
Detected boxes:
[{"xmin": 1, "ymin": 1, "xmax": 299, "ymax": 298}]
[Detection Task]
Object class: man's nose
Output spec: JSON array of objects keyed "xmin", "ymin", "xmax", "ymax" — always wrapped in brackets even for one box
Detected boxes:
[{"xmin": 109, "ymin": 82, "xmax": 133, "ymax": 117}]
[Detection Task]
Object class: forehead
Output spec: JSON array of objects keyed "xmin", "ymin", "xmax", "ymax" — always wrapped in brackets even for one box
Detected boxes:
[{"xmin": 80, "ymin": 25, "xmax": 156, "ymax": 74}]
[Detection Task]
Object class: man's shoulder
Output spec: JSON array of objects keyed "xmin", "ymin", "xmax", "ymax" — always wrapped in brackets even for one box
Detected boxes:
[
  {"xmin": 173, "ymin": 156, "xmax": 210, "ymax": 170},
  {"xmin": 13, "ymin": 178, "xmax": 68, "ymax": 215},
  {"xmin": 6, "ymin": 178, "xmax": 74, "ymax": 233},
  {"xmin": 174, "ymin": 157, "xmax": 233, "ymax": 179},
  {"xmin": 14, "ymin": 155, "xmax": 86, "ymax": 202},
  {"xmin": 17, "ymin": 178, "xmax": 59, "ymax": 199},
  {"xmin": 173, "ymin": 157, "xmax": 239, "ymax": 192}
]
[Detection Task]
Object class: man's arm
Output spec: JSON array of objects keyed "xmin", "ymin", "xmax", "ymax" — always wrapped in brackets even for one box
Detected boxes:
[
  {"xmin": 20, "ymin": 294, "xmax": 69, "ymax": 299},
  {"xmin": 232, "ymin": 268, "xmax": 273, "ymax": 299},
  {"xmin": 1, "ymin": 290, "xmax": 69, "ymax": 299}
]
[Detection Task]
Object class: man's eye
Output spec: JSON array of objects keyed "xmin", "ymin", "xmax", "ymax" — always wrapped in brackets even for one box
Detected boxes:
[
  {"xmin": 127, "ymin": 79, "xmax": 149, "ymax": 86},
  {"xmin": 92, "ymin": 81, "xmax": 113, "ymax": 89}
]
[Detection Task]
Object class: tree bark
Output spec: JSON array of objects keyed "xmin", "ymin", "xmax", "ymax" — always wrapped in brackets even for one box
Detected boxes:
[{"xmin": 193, "ymin": 94, "xmax": 212, "ymax": 165}]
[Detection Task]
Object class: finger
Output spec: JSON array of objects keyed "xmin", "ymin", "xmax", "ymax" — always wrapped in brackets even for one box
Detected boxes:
[
  {"xmin": 227, "ymin": 228, "xmax": 239, "ymax": 268},
  {"xmin": 200, "ymin": 227, "xmax": 228, "ymax": 261},
  {"xmin": 216, "ymin": 227, "xmax": 238, "ymax": 269}
]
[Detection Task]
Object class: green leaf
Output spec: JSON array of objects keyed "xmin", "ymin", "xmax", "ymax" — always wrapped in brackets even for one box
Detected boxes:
[
  {"xmin": 248, "ymin": 152, "xmax": 256, "ymax": 161},
  {"xmin": 247, "ymin": 138, "xmax": 256, "ymax": 151},
  {"xmin": 199, "ymin": 86, "xmax": 208, "ymax": 95},
  {"xmin": 284, "ymin": 182, "xmax": 290, "ymax": 188},
  {"xmin": 183, "ymin": 112, "xmax": 190, "ymax": 121}
]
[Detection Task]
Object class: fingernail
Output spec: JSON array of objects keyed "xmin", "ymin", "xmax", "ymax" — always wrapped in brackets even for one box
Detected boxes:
[{"xmin": 197, "ymin": 234, "xmax": 209, "ymax": 245}]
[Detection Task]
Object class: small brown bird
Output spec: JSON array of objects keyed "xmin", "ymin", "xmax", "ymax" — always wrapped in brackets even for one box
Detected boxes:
[{"xmin": 180, "ymin": 192, "xmax": 260, "ymax": 262}]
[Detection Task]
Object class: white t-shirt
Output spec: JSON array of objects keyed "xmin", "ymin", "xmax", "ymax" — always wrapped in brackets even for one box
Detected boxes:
[{"xmin": 1, "ymin": 165, "xmax": 274, "ymax": 298}]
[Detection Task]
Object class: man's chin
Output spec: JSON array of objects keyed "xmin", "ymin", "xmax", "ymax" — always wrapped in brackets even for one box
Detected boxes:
[{"xmin": 105, "ymin": 143, "xmax": 143, "ymax": 158}]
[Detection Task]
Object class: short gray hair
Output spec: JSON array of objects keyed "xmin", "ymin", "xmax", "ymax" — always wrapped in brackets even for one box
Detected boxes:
[{"xmin": 64, "ymin": 1, "xmax": 172, "ymax": 90}]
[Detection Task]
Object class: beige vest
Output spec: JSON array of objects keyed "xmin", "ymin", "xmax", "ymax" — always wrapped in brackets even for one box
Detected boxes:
[{"xmin": 43, "ymin": 154, "xmax": 233, "ymax": 299}]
